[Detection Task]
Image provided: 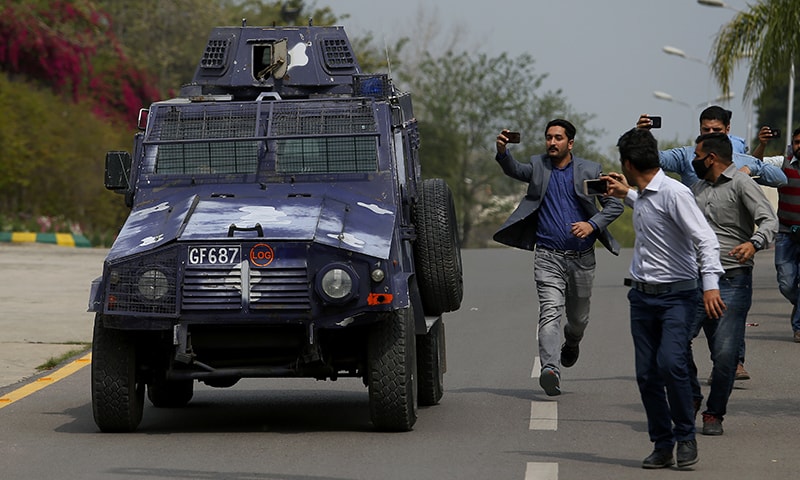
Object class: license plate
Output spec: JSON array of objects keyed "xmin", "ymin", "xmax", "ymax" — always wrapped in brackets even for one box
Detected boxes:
[{"xmin": 187, "ymin": 246, "xmax": 241, "ymax": 265}]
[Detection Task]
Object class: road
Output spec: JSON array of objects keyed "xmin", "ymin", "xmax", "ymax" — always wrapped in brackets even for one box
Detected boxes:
[{"xmin": 1, "ymin": 244, "xmax": 799, "ymax": 479}]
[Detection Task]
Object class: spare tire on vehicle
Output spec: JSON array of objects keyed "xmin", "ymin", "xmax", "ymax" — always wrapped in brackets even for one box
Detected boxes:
[{"xmin": 412, "ymin": 178, "xmax": 463, "ymax": 316}]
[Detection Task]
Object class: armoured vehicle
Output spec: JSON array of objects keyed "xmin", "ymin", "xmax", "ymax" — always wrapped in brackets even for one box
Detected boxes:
[{"xmin": 89, "ymin": 23, "xmax": 463, "ymax": 432}]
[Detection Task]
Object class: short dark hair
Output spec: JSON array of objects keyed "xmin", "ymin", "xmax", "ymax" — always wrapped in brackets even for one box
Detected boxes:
[
  {"xmin": 617, "ymin": 128, "xmax": 660, "ymax": 171},
  {"xmin": 793, "ymin": 127, "xmax": 800, "ymax": 138},
  {"xmin": 695, "ymin": 132, "xmax": 732, "ymax": 164},
  {"xmin": 700, "ymin": 105, "xmax": 732, "ymax": 127},
  {"xmin": 546, "ymin": 119, "xmax": 576, "ymax": 140}
]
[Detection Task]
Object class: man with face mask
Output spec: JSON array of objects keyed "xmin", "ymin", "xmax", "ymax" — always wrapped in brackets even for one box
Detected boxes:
[
  {"xmin": 753, "ymin": 127, "xmax": 800, "ymax": 343},
  {"xmin": 687, "ymin": 133, "xmax": 778, "ymax": 436}
]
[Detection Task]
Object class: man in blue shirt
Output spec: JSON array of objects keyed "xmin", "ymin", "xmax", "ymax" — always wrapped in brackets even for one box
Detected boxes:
[
  {"xmin": 493, "ymin": 119, "xmax": 623, "ymax": 396},
  {"xmin": 606, "ymin": 128, "xmax": 725, "ymax": 469},
  {"xmin": 636, "ymin": 105, "xmax": 787, "ymax": 188}
]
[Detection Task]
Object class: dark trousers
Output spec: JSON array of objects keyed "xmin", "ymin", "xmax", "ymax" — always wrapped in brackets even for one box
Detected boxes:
[
  {"xmin": 629, "ymin": 287, "xmax": 698, "ymax": 450},
  {"xmin": 689, "ymin": 271, "xmax": 752, "ymax": 419}
]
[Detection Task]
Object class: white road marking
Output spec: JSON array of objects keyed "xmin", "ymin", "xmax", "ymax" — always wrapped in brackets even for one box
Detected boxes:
[
  {"xmin": 529, "ymin": 401, "xmax": 558, "ymax": 430},
  {"xmin": 531, "ymin": 356, "xmax": 542, "ymax": 378},
  {"xmin": 525, "ymin": 462, "xmax": 558, "ymax": 480}
]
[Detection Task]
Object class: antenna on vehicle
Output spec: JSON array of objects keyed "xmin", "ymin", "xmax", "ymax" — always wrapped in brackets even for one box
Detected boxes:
[
  {"xmin": 242, "ymin": 18, "xmax": 246, "ymax": 27},
  {"xmin": 384, "ymin": 36, "xmax": 393, "ymax": 79}
]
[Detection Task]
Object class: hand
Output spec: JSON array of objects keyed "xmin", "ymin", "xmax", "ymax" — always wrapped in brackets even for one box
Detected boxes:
[
  {"xmin": 602, "ymin": 172, "xmax": 630, "ymax": 199},
  {"xmin": 757, "ymin": 125, "xmax": 774, "ymax": 145},
  {"xmin": 703, "ymin": 289, "xmax": 726, "ymax": 319},
  {"xmin": 737, "ymin": 165, "xmax": 752, "ymax": 176},
  {"xmin": 570, "ymin": 221, "xmax": 594, "ymax": 239},
  {"xmin": 496, "ymin": 130, "xmax": 511, "ymax": 155},
  {"xmin": 636, "ymin": 114, "xmax": 653, "ymax": 129},
  {"xmin": 729, "ymin": 242, "xmax": 757, "ymax": 264}
]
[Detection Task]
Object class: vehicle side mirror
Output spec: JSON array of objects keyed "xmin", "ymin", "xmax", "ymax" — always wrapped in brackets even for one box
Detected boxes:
[{"xmin": 105, "ymin": 151, "xmax": 131, "ymax": 191}]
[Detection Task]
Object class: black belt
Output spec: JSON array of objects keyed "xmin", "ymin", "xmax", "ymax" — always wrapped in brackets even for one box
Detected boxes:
[
  {"xmin": 536, "ymin": 245, "xmax": 595, "ymax": 258},
  {"xmin": 624, "ymin": 278, "xmax": 698, "ymax": 295},
  {"xmin": 723, "ymin": 267, "xmax": 752, "ymax": 279}
]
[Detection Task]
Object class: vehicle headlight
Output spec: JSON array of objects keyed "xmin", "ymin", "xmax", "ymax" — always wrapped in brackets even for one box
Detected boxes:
[
  {"xmin": 138, "ymin": 269, "xmax": 169, "ymax": 300},
  {"xmin": 317, "ymin": 264, "xmax": 357, "ymax": 304}
]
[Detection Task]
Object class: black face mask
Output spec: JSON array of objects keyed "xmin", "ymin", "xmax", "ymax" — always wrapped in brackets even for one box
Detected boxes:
[{"xmin": 692, "ymin": 155, "xmax": 711, "ymax": 180}]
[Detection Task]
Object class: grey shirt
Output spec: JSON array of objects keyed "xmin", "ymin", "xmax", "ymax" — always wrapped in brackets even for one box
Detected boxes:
[{"xmin": 691, "ymin": 164, "xmax": 779, "ymax": 271}]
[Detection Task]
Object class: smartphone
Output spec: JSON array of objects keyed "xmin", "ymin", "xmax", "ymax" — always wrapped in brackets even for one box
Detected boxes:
[
  {"xmin": 583, "ymin": 178, "xmax": 608, "ymax": 196},
  {"xmin": 648, "ymin": 116, "xmax": 662, "ymax": 129},
  {"xmin": 504, "ymin": 131, "xmax": 521, "ymax": 143},
  {"xmin": 770, "ymin": 128, "xmax": 782, "ymax": 138}
]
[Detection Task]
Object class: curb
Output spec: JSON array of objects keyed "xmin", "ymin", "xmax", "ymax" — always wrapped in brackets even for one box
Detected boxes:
[{"xmin": 0, "ymin": 232, "xmax": 92, "ymax": 248}]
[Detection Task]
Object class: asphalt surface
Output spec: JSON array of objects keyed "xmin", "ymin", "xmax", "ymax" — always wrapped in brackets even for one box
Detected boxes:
[{"xmin": 1, "ymin": 243, "xmax": 799, "ymax": 479}]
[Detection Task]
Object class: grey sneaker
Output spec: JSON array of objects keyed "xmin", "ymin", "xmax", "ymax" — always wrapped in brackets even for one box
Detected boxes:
[{"xmin": 539, "ymin": 367, "xmax": 561, "ymax": 396}]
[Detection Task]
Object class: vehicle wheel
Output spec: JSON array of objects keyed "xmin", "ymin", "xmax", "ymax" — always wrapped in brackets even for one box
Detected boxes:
[
  {"xmin": 91, "ymin": 314, "xmax": 144, "ymax": 432},
  {"xmin": 367, "ymin": 306, "xmax": 418, "ymax": 431},
  {"xmin": 417, "ymin": 318, "xmax": 445, "ymax": 406},
  {"xmin": 147, "ymin": 378, "xmax": 193, "ymax": 408},
  {"xmin": 413, "ymin": 178, "xmax": 463, "ymax": 315}
]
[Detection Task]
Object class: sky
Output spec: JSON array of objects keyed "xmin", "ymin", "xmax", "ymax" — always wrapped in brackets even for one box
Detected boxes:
[{"xmin": 314, "ymin": 0, "xmax": 762, "ymax": 155}]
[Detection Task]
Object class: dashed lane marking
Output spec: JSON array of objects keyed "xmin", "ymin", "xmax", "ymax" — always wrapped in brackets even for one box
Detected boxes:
[
  {"xmin": 531, "ymin": 356, "xmax": 542, "ymax": 378},
  {"xmin": 529, "ymin": 401, "xmax": 558, "ymax": 430},
  {"xmin": 525, "ymin": 462, "xmax": 558, "ymax": 479},
  {"xmin": 0, "ymin": 353, "xmax": 92, "ymax": 409}
]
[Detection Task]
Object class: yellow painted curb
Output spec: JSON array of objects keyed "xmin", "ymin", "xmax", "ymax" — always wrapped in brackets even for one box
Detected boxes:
[
  {"xmin": 0, "ymin": 353, "xmax": 92, "ymax": 409},
  {"xmin": 11, "ymin": 232, "xmax": 37, "ymax": 243}
]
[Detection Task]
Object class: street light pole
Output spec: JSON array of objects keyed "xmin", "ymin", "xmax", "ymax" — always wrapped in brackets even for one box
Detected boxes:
[{"xmin": 788, "ymin": 63, "xmax": 795, "ymax": 141}]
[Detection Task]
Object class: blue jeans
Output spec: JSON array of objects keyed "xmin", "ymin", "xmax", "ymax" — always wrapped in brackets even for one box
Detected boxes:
[
  {"xmin": 629, "ymin": 287, "xmax": 698, "ymax": 450},
  {"xmin": 689, "ymin": 271, "xmax": 752, "ymax": 419},
  {"xmin": 775, "ymin": 232, "xmax": 800, "ymax": 332},
  {"xmin": 533, "ymin": 248, "xmax": 595, "ymax": 375}
]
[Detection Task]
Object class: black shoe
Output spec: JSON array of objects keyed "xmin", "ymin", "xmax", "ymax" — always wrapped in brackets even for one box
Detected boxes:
[
  {"xmin": 642, "ymin": 448, "xmax": 674, "ymax": 469},
  {"xmin": 539, "ymin": 367, "xmax": 561, "ymax": 396},
  {"xmin": 702, "ymin": 413, "xmax": 723, "ymax": 436},
  {"xmin": 560, "ymin": 342, "xmax": 579, "ymax": 368},
  {"xmin": 676, "ymin": 440, "xmax": 698, "ymax": 468}
]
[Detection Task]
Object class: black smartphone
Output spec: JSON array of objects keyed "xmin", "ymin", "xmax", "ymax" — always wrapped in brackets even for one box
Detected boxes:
[
  {"xmin": 583, "ymin": 178, "xmax": 608, "ymax": 196},
  {"xmin": 648, "ymin": 116, "xmax": 662, "ymax": 129},
  {"xmin": 770, "ymin": 128, "xmax": 782, "ymax": 138},
  {"xmin": 504, "ymin": 131, "xmax": 521, "ymax": 143}
]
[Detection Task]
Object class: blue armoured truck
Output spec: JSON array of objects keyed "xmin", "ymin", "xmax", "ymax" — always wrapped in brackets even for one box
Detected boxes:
[{"xmin": 89, "ymin": 22, "xmax": 463, "ymax": 432}]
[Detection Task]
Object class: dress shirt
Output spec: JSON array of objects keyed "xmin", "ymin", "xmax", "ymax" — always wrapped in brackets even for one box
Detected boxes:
[
  {"xmin": 691, "ymin": 164, "xmax": 778, "ymax": 270},
  {"xmin": 624, "ymin": 169, "xmax": 723, "ymax": 291}
]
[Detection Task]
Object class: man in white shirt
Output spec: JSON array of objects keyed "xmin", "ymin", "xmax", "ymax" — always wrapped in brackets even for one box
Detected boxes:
[{"xmin": 605, "ymin": 128, "xmax": 725, "ymax": 470}]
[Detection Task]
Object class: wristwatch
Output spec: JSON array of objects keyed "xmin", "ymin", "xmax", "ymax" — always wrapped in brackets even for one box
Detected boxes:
[{"xmin": 750, "ymin": 238, "xmax": 764, "ymax": 251}]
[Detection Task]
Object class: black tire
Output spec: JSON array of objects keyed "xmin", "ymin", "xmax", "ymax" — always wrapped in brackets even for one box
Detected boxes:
[
  {"xmin": 413, "ymin": 178, "xmax": 463, "ymax": 315},
  {"xmin": 417, "ymin": 318, "xmax": 445, "ymax": 406},
  {"xmin": 147, "ymin": 378, "xmax": 193, "ymax": 408},
  {"xmin": 367, "ymin": 306, "xmax": 418, "ymax": 431},
  {"xmin": 91, "ymin": 314, "xmax": 144, "ymax": 432}
]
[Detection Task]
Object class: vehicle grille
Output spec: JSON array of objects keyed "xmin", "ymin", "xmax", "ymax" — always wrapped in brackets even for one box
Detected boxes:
[{"xmin": 182, "ymin": 263, "xmax": 311, "ymax": 312}]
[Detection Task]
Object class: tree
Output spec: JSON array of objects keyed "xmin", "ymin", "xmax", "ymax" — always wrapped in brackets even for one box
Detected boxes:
[
  {"xmin": 406, "ymin": 49, "xmax": 602, "ymax": 247},
  {"xmin": 710, "ymin": 0, "xmax": 800, "ymax": 109}
]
